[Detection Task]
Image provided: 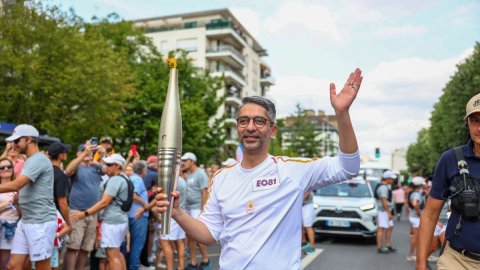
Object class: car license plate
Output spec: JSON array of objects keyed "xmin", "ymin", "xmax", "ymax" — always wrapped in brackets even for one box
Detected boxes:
[{"xmin": 326, "ymin": 220, "xmax": 351, "ymax": 227}]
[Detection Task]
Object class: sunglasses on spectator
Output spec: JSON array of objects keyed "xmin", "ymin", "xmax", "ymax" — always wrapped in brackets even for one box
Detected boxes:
[
  {"xmin": 13, "ymin": 137, "xmax": 24, "ymax": 145},
  {"xmin": 106, "ymin": 163, "xmax": 116, "ymax": 167},
  {"xmin": 0, "ymin": 165, "xmax": 13, "ymax": 171}
]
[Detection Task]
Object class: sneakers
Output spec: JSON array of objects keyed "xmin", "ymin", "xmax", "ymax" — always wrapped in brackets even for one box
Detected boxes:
[
  {"xmin": 427, "ymin": 255, "xmax": 438, "ymax": 262},
  {"xmin": 305, "ymin": 246, "xmax": 315, "ymax": 254},
  {"xmin": 199, "ymin": 260, "xmax": 212, "ymax": 270},
  {"xmin": 406, "ymin": 255, "xmax": 417, "ymax": 261},
  {"xmin": 386, "ymin": 246, "xmax": 397, "ymax": 253},
  {"xmin": 377, "ymin": 247, "xmax": 390, "ymax": 254},
  {"xmin": 186, "ymin": 263, "xmax": 198, "ymax": 270},
  {"xmin": 156, "ymin": 262, "xmax": 167, "ymax": 269}
]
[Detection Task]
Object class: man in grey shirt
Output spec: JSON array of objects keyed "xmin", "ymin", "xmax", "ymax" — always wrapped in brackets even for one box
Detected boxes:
[
  {"xmin": 181, "ymin": 152, "xmax": 210, "ymax": 270},
  {"xmin": 73, "ymin": 153, "xmax": 129, "ymax": 270},
  {"xmin": 1, "ymin": 124, "xmax": 57, "ymax": 270},
  {"xmin": 375, "ymin": 171, "xmax": 396, "ymax": 254}
]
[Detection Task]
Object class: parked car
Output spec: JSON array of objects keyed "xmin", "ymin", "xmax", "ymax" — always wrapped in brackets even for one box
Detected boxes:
[{"xmin": 312, "ymin": 176, "xmax": 377, "ymax": 239}]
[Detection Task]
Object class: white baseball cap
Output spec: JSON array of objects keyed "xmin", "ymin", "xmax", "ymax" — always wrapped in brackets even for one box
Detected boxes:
[
  {"xmin": 102, "ymin": 153, "xmax": 125, "ymax": 167},
  {"xmin": 5, "ymin": 124, "xmax": 39, "ymax": 142},
  {"xmin": 382, "ymin": 170, "xmax": 397, "ymax": 180},
  {"xmin": 411, "ymin": 176, "xmax": 426, "ymax": 186},
  {"xmin": 221, "ymin": 158, "xmax": 237, "ymax": 167},
  {"xmin": 181, "ymin": 152, "xmax": 197, "ymax": 162}
]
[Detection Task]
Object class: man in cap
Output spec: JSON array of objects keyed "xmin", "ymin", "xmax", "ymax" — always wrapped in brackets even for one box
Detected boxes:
[
  {"xmin": 93, "ymin": 136, "xmax": 115, "ymax": 163},
  {"xmin": 73, "ymin": 153, "xmax": 130, "ymax": 270},
  {"xmin": 417, "ymin": 93, "xmax": 480, "ymax": 269},
  {"xmin": 64, "ymin": 143, "xmax": 104, "ymax": 270},
  {"xmin": 0, "ymin": 124, "xmax": 57, "ymax": 270},
  {"xmin": 47, "ymin": 142, "xmax": 72, "ymax": 233},
  {"xmin": 375, "ymin": 170, "xmax": 397, "ymax": 254},
  {"xmin": 181, "ymin": 152, "xmax": 210, "ymax": 270}
]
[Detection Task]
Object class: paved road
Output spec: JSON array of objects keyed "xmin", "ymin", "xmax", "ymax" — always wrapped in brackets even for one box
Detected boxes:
[{"xmin": 151, "ymin": 216, "xmax": 440, "ymax": 269}]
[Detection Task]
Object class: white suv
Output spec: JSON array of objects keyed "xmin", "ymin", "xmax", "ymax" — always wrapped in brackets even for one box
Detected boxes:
[{"xmin": 312, "ymin": 177, "xmax": 377, "ymax": 238}]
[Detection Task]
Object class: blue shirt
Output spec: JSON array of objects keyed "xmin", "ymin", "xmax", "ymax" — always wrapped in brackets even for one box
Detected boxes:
[
  {"xmin": 69, "ymin": 165, "xmax": 102, "ymax": 210},
  {"xmin": 128, "ymin": 173, "xmax": 149, "ymax": 218},
  {"xmin": 143, "ymin": 167, "xmax": 157, "ymax": 190},
  {"xmin": 430, "ymin": 139, "xmax": 480, "ymax": 253}
]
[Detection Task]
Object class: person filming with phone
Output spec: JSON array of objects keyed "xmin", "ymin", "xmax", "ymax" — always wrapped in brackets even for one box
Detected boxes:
[{"xmin": 63, "ymin": 139, "xmax": 105, "ymax": 270}]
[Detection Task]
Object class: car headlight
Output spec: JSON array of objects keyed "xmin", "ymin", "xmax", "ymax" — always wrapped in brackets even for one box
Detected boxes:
[{"xmin": 360, "ymin": 203, "xmax": 375, "ymax": 211}]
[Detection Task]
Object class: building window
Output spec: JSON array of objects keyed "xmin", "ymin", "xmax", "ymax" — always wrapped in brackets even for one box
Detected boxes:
[{"xmin": 177, "ymin": 38, "xmax": 198, "ymax": 52}]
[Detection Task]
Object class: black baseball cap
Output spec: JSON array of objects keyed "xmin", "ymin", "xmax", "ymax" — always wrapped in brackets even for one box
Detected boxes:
[{"xmin": 47, "ymin": 142, "xmax": 71, "ymax": 159}]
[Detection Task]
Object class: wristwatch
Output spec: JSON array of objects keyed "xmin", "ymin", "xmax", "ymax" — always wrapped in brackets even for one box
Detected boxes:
[{"xmin": 84, "ymin": 210, "xmax": 89, "ymax": 216}]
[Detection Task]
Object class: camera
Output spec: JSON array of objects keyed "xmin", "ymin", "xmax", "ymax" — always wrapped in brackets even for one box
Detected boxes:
[{"xmin": 90, "ymin": 137, "xmax": 99, "ymax": 145}]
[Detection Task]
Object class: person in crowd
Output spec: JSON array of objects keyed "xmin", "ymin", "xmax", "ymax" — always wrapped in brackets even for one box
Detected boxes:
[
  {"xmin": 73, "ymin": 153, "xmax": 130, "ymax": 270},
  {"xmin": 93, "ymin": 136, "xmax": 115, "ymax": 163},
  {"xmin": 406, "ymin": 176, "xmax": 426, "ymax": 261},
  {"xmin": 417, "ymin": 93, "xmax": 480, "ymax": 270},
  {"xmin": 127, "ymin": 160, "xmax": 150, "ymax": 270},
  {"xmin": 64, "ymin": 143, "xmax": 104, "ymax": 270},
  {"xmin": 142, "ymin": 155, "xmax": 159, "ymax": 268},
  {"xmin": 124, "ymin": 163, "xmax": 134, "ymax": 177},
  {"xmin": 376, "ymin": 170, "xmax": 397, "ymax": 254},
  {"xmin": 158, "ymin": 170, "xmax": 188, "ymax": 270},
  {"xmin": 392, "ymin": 184, "xmax": 406, "ymax": 221},
  {"xmin": 301, "ymin": 191, "xmax": 315, "ymax": 254},
  {"xmin": 1, "ymin": 142, "xmax": 25, "ymax": 176},
  {"xmin": 0, "ymin": 157, "xmax": 21, "ymax": 269},
  {"xmin": 180, "ymin": 152, "xmax": 210, "ymax": 270},
  {"xmin": 155, "ymin": 68, "xmax": 363, "ymax": 269},
  {"xmin": 1, "ymin": 124, "xmax": 57, "ymax": 270}
]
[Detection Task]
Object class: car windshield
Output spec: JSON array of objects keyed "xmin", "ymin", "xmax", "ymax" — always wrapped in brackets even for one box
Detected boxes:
[{"xmin": 314, "ymin": 182, "xmax": 371, "ymax": 198}]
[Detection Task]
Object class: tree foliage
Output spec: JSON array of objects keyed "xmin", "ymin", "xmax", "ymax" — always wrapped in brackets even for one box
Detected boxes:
[
  {"xmin": 407, "ymin": 42, "xmax": 480, "ymax": 175},
  {"xmin": 285, "ymin": 104, "xmax": 321, "ymax": 158},
  {"xmin": 0, "ymin": 1, "xmax": 227, "ymax": 164}
]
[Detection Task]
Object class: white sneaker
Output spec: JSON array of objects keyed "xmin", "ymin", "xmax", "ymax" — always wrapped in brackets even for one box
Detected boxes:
[
  {"xmin": 406, "ymin": 255, "xmax": 417, "ymax": 261},
  {"xmin": 139, "ymin": 265, "xmax": 156, "ymax": 270},
  {"xmin": 428, "ymin": 255, "xmax": 438, "ymax": 262}
]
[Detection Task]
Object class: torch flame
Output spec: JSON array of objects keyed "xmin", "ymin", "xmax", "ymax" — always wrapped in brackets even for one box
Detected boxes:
[{"xmin": 167, "ymin": 57, "xmax": 177, "ymax": 69}]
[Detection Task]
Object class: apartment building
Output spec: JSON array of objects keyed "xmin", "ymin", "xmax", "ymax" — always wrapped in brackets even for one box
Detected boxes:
[
  {"xmin": 281, "ymin": 109, "xmax": 339, "ymax": 157},
  {"xmin": 133, "ymin": 9, "xmax": 274, "ymax": 146}
]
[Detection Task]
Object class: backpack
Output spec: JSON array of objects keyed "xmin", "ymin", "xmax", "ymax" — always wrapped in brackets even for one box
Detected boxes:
[
  {"xmin": 104, "ymin": 174, "xmax": 134, "ymax": 212},
  {"xmin": 374, "ymin": 183, "xmax": 392, "ymax": 201}
]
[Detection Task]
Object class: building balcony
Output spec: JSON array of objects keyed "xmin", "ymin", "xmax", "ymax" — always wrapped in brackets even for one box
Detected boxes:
[
  {"xmin": 260, "ymin": 75, "xmax": 275, "ymax": 86},
  {"xmin": 211, "ymin": 68, "xmax": 246, "ymax": 87},
  {"xmin": 206, "ymin": 46, "xmax": 245, "ymax": 69},
  {"xmin": 224, "ymin": 118, "xmax": 237, "ymax": 126},
  {"xmin": 206, "ymin": 22, "xmax": 247, "ymax": 48},
  {"xmin": 225, "ymin": 94, "xmax": 242, "ymax": 107}
]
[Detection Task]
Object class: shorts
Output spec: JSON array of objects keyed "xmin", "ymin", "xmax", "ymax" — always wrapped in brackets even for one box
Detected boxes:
[
  {"xmin": 66, "ymin": 210, "xmax": 97, "ymax": 251},
  {"xmin": 409, "ymin": 216, "xmax": 420, "ymax": 228},
  {"xmin": 434, "ymin": 223, "xmax": 446, "ymax": 236},
  {"xmin": 160, "ymin": 219, "xmax": 185, "ymax": 241},
  {"xmin": 11, "ymin": 220, "xmax": 56, "ymax": 262},
  {"xmin": 0, "ymin": 220, "xmax": 18, "ymax": 250},
  {"xmin": 187, "ymin": 209, "xmax": 201, "ymax": 219},
  {"xmin": 100, "ymin": 223, "xmax": 128, "ymax": 248},
  {"xmin": 302, "ymin": 203, "xmax": 314, "ymax": 227},
  {"xmin": 377, "ymin": 211, "xmax": 394, "ymax": 228}
]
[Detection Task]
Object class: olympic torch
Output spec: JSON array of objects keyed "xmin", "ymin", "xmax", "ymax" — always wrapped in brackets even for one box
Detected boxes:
[{"xmin": 157, "ymin": 57, "xmax": 182, "ymax": 234}]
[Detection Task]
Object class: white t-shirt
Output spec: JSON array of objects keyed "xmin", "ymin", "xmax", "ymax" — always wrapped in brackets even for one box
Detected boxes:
[{"xmin": 198, "ymin": 151, "xmax": 360, "ymax": 270}]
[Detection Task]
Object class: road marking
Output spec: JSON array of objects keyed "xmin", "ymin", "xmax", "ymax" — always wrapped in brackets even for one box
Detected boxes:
[{"xmin": 301, "ymin": 248, "xmax": 324, "ymax": 269}]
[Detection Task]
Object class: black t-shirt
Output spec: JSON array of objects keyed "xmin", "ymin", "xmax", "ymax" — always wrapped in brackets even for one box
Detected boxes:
[{"xmin": 53, "ymin": 165, "xmax": 69, "ymax": 211}]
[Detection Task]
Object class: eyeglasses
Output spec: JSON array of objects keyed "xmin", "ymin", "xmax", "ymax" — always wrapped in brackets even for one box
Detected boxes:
[
  {"xmin": 236, "ymin": 116, "xmax": 272, "ymax": 128},
  {"xmin": 106, "ymin": 163, "xmax": 116, "ymax": 167},
  {"xmin": 13, "ymin": 137, "xmax": 24, "ymax": 145},
  {"xmin": 0, "ymin": 165, "xmax": 13, "ymax": 171}
]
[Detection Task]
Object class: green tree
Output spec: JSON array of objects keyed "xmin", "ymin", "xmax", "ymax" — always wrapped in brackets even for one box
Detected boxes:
[
  {"xmin": 407, "ymin": 42, "xmax": 480, "ymax": 173},
  {"xmin": 0, "ymin": 2, "xmax": 134, "ymax": 144},
  {"xmin": 86, "ymin": 16, "xmax": 226, "ymax": 164},
  {"xmin": 285, "ymin": 104, "xmax": 321, "ymax": 158},
  {"xmin": 406, "ymin": 128, "xmax": 435, "ymax": 176}
]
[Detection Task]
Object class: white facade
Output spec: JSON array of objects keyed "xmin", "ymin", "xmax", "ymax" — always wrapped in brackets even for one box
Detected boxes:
[{"xmin": 134, "ymin": 9, "xmax": 274, "ymax": 145}]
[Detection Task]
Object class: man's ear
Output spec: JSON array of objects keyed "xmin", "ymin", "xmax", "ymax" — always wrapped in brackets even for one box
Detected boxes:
[{"xmin": 271, "ymin": 124, "xmax": 278, "ymax": 138}]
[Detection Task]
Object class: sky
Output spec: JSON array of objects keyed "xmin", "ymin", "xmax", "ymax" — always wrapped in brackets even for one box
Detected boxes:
[{"xmin": 49, "ymin": 0, "xmax": 480, "ymax": 159}]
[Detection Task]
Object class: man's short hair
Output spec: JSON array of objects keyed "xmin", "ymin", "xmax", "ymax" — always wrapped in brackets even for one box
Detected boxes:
[
  {"xmin": 238, "ymin": 96, "xmax": 276, "ymax": 124},
  {"xmin": 133, "ymin": 160, "xmax": 147, "ymax": 175}
]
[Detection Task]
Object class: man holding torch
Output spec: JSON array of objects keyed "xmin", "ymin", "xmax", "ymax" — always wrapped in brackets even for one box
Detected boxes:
[{"xmin": 155, "ymin": 68, "xmax": 363, "ymax": 269}]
